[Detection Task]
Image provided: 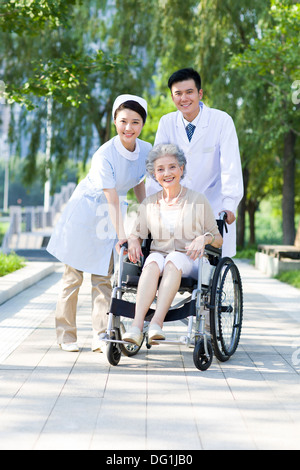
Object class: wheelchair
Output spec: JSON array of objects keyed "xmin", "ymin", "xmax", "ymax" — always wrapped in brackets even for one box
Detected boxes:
[{"xmin": 104, "ymin": 212, "xmax": 243, "ymax": 371}]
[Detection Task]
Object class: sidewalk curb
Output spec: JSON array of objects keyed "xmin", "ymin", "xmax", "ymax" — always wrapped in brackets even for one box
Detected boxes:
[{"xmin": 0, "ymin": 262, "xmax": 59, "ymax": 306}]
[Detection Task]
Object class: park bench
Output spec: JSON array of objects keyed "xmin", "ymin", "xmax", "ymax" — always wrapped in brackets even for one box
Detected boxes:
[{"xmin": 255, "ymin": 220, "xmax": 300, "ymax": 276}]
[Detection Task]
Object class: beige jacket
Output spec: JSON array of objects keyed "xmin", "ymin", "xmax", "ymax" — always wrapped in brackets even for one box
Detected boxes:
[{"xmin": 130, "ymin": 188, "xmax": 220, "ymax": 256}]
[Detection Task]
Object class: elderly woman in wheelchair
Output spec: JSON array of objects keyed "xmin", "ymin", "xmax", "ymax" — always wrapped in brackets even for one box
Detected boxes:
[{"xmin": 119, "ymin": 143, "xmax": 223, "ymax": 347}]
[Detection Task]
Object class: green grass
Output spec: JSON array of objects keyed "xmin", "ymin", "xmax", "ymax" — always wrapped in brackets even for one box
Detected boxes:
[
  {"xmin": 275, "ymin": 270, "xmax": 300, "ymax": 289},
  {"xmin": 0, "ymin": 252, "xmax": 26, "ymax": 277},
  {"xmin": 235, "ymin": 246, "xmax": 257, "ymax": 262}
]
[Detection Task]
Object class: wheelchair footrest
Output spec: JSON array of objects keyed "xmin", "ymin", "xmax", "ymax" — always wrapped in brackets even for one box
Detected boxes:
[
  {"xmin": 105, "ymin": 338, "xmax": 128, "ymax": 345},
  {"xmin": 150, "ymin": 336, "xmax": 190, "ymax": 346}
]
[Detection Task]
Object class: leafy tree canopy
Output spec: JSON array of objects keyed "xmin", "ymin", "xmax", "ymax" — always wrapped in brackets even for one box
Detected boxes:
[{"xmin": 0, "ymin": 0, "xmax": 77, "ymax": 34}]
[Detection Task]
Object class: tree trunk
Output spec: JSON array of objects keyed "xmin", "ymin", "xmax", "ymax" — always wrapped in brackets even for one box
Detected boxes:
[
  {"xmin": 282, "ymin": 130, "xmax": 296, "ymax": 245},
  {"xmin": 92, "ymin": 102, "xmax": 112, "ymax": 145},
  {"xmin": 236, "ymin": 166, "xmax": 249, "ymax": 248},
  {"xmin": 247, "ymin": 199, "xmax": 259, "ymax": 246},
  {"xmin": 104, "ymin": 100, "xmax": 112, "ymax": 142}
]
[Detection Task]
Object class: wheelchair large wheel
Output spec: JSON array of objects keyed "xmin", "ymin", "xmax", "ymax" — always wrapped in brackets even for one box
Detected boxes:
[{"xmin": 209, "ymin": 257, "xmax": 243, "ymax": 362}]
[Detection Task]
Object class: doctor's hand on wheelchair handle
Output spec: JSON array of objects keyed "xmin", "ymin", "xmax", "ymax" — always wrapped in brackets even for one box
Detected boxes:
[{"xmin": 219, "ymin": 210, "xmax": 235, "ymax": 225}]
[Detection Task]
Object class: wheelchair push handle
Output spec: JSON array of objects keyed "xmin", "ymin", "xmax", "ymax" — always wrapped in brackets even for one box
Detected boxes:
[
  {"xmin": 219, "ymin": 211, "xmax": 227, "ymax": 221},
  {"xmin": 219, "ymin": 211, "xmax": 228, "ymax": 234},
  {"xmin": 117, "ymin": 241, "xmax": 128, "ymax": 259}
]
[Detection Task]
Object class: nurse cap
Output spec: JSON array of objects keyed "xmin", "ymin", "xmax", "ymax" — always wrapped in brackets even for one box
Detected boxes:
[{"xmin": 112, "ymin": 94, "xmax": 147, "ymax": 120}]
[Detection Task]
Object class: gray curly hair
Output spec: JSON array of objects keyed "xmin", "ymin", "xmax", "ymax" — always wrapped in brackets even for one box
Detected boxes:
[{"xmin": 146, "ymin": 143, "xmax": 187, "ymax": 181}]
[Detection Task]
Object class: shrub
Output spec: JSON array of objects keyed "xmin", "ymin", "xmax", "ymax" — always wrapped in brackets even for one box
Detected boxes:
[{"xmin": 0, "ymin": 252, "xmax": 26, "ymax": 277}]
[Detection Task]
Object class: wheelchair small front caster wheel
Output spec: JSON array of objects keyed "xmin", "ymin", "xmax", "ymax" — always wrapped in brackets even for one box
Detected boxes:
[
  {"xmin": 193, "ymin": 339, "xmax": 213, "ymax": 371},
  {"xmin": 107, "ymin": 340, "xmax": 121, "ymax": 366}
]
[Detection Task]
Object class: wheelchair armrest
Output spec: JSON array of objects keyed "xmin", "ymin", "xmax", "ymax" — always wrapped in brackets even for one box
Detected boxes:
[
  {"xmin": 205, "ymin": 244, "xmax": 222, "ymax": 256},
  {"xmin": 123, "ymin": 274, "xmax": 140, "ymax": 287}
]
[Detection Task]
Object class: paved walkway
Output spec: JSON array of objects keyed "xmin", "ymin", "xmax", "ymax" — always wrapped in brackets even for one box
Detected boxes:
[{"xmin": 0, "ymin": 259, "xmax": 299, "ymax": 450}]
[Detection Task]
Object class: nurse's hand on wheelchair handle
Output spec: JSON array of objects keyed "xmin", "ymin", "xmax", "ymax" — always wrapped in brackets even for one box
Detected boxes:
[
  {"xmin": 127, "ymin": 238, "xmax": 143, "ymax": 264},
  {"xmin": 115, "ymin": 239, "xmax": 128, "ymax": 254}
]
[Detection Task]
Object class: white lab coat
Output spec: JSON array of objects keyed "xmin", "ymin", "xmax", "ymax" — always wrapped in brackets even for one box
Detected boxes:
[{"xmin": 146, "ymin": 103, "xmax": 243, "ymax": 257}]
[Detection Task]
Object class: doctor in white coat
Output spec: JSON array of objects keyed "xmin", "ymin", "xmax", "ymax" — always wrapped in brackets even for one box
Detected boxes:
[{"xmin": 146, "ymin": 68, "xmax": 243, "ymax": 257}]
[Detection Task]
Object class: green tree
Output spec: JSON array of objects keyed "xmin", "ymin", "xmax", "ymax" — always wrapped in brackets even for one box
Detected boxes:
[
  {"xmin": 0, "ymin": 0, "xmax": 159, "ymax": 190},
  {"xmin": 0, "ymin": 0, "xmax": 77, "ymax": 33},
  {"xmin": 153, "ymin": 0, "xmax": 200, "ymax": 88},
  {"xmin": 229, "ymin": 0, "xmax": 300, "ymax": 244},
  {"xmin": 187, "ymin": 0, "xmax": 271, "ymax": 246},
  {"xmin": 1, "ymin": 0, "xmax": 119, "ymax": 110}
]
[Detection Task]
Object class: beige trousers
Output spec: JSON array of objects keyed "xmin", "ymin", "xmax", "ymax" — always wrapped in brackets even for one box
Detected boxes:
[{"xmin": 55, "ymin": 256, "xmax": 114, "ymax": 344}]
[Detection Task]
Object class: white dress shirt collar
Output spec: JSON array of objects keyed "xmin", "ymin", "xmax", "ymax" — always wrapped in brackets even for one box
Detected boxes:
[{"xmin": 182, "ymin": 102, "xmax": 203, "ymax": 128}]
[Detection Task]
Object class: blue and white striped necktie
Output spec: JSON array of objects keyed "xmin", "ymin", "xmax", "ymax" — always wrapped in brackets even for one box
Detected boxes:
[{"xmin": 186, "ymin": 123, "xmax": 195, "ymax": 142}]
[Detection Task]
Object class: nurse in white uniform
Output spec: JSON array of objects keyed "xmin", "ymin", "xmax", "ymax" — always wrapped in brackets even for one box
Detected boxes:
[
  {"xmin": 146, "ymin": 68, "xmax": 243, "ymax": 257},
  {"xmin": 47, "ymin": 94, "xmax": 151, "ymax": 352}
]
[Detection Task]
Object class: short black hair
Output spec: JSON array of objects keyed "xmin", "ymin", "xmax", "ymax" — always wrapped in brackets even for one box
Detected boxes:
[
  {"xmin": 114, "ymin": 100, "xmax": 147, "ymax": 124},
  {"xmin": 168, "ymin": 68, "xmax": 202, "ymax": 92}
]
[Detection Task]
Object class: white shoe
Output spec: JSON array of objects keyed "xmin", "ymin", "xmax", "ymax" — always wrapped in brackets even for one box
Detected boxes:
[
  {"xmin": 148, "ymin": 324, "xmax": 165, "ymax": 344},
  {"xmin": 122, "ymin": 326, "xmax": 143, "ymax": 347},
  {"xmin": 92, "ymin": 332, "xmax": 107, "ymax": 353},
  {"xmin": 60, "ymin": 342, "xmax": 79, "ymax": 352}
]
